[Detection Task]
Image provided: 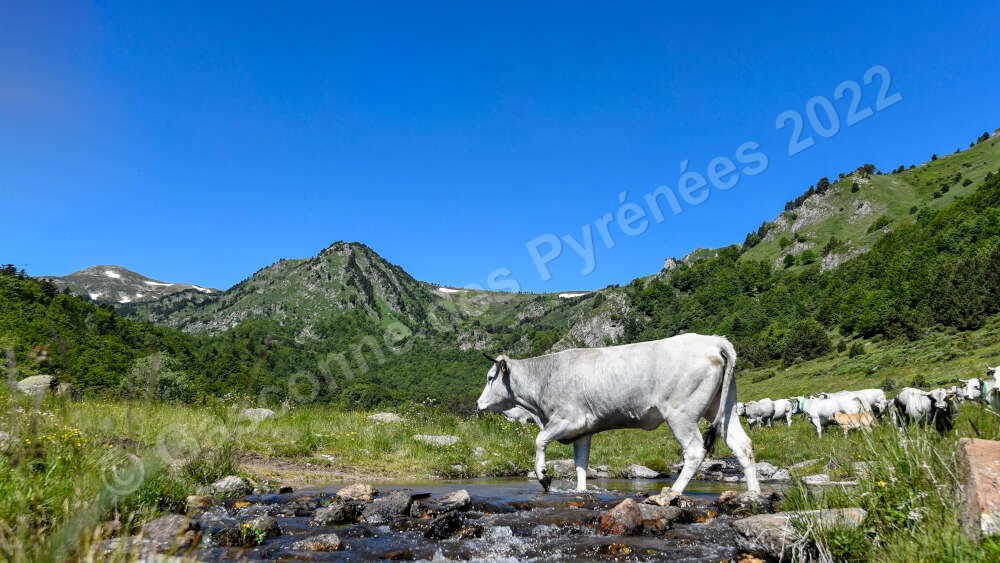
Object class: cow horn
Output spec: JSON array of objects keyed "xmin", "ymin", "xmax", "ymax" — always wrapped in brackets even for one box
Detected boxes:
[{"xmin": 482, "ymin": 352, "xmax": 498, "ymax": 363}]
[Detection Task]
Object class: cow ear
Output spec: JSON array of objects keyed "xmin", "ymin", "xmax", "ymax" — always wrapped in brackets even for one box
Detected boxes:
[{"xmin": 499, "ymin": 359, "xmax": 510, "ymax": 377}]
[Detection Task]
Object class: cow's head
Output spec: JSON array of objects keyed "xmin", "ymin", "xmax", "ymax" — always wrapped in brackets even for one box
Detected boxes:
[
  {"xmin": 960, "ymin": 378, "xmax": 984, "ymax": 401},
  {"xmin": 476, "ymin": 353, "xmax": 515, "ymax": 412},
  {"xmin": 871, "ymin": 399, "xmax": 891, "ymax": 418},
  {"xmin": 925, "ymin": 388, "xmax": 955, "ymax": 431},
  {"xmin": 987, "ymin": 364, "xmax": 998, "ymax": 379},
  {"xmin": 735, "ymin": 402, "xmax": 746, "ymax": 416}
]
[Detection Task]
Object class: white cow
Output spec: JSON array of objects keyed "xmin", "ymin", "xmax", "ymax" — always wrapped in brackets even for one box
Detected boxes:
[
  {"xmin": 815, "ymin": 389, "xmax": 885, "ymax": 412},
  {"xmin": 801, "ymin": 396, "xmax": 864, "ymax": 437},
  {"xmin": 772, "ymin": 398, "xmax": 796, "ymax": 427},
  {"xmin": 476, "ymin": 334, "xmax": 760, "ymax": 495},
  {"xmin": 893, "ymin": 387, "xmax": 955, "ymax": 431},
  {"xmin": 740, "ymin": 398, "xmax": 775, "ymax": 428}
]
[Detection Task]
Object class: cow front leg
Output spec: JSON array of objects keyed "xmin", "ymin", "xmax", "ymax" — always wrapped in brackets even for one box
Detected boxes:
[
  {"xmin": 534, "ymin": 422, "xmax": 568, "ymax": 492},
  {"xmin": 572, "ymin": 435, "xmax": 592, "ymax": 492}
]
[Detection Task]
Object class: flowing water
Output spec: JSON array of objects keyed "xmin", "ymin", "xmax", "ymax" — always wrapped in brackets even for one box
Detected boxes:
[{"xmin": 195, "ymin": 477, "xmax": 764, "ymax": 562}]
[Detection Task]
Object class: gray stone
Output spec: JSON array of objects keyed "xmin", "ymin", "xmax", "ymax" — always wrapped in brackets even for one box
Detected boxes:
[
  {"xmin": 311, "ymin": 498, "xmax": 364, "ymax": 526},
  {"xmin": 185, "ymin": 495, "xmax": 212, "ymax": 514},
  {"xmin": 240, "ymin": 408, "xmax": 275, "ymax": 423},
  {"xmin": 770, "ymin": 468, "xmax": 792, "ymax": 482},
  {"xmin": 422, "ymin": 489, "xmax": 471, "ymax": 516},
  {"xmin": 802, "ymin": 473, "xmax": 831, "ymax": 485},
  {"xmin": 368, "ymin": 412, "xmax": 404, "ymax": 424},
  {"xmin": 412, "ymin": 434, "xmax": 459, "ymax": 447},
  {"xmin": 473, "ymin": 446, "xmax": 487, "ymax": 459},
  {"xmin": 203, "ymin": 475, "xmax": 250, "ymax": 497},
  {"xmin": 336, "ymin": 482, "xmax": 375, "ymax": 501},
  {"xmin": 140, "ymin": 513, "xmax": 201, "ymax": 553},
  {"xmin": 756, "ymin": 461, "xmax": 779, "ymax": 478},
  {"xmin": 623, "ymin": 463, "xmax": 662, "ymax": 479},
  {"xmin": 361, "ymin": 491, "xmax": 414, "ymax": 524},
  {"xmin": 289, "ymin": 533, "xmax": 344, "ymax": 551},
  {"xmin": 16, "ymin": 375, "xmax": 55, "ymax": 396},
  {"xmin": 790, "ymin": 458, "xmax": 822, "ymax": 470},
  {"xmin": 733, "ymin": 508, "xmax": 867, "ymax": 560},
  {"xmin": 247, "ymin": 515, "xmax": 280, "ymax": 540}
]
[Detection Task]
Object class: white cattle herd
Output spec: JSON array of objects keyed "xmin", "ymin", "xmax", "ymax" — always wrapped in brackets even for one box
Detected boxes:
[
  {"xmin": 736, "ymin": 365, "xmax": 1000, "ymax": 437},
  {"xmin": 475, "ymin": 333, "xmax": 1000, "ymax": 495}
]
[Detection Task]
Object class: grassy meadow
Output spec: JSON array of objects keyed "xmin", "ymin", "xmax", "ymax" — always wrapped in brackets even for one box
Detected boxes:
[{"xmin": 3, "ymin": 319, "xmax": 1000, "ymax": 561}]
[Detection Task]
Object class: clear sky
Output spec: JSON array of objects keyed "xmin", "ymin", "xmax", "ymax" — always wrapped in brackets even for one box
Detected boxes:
[{"xmin": 3, "ymin": 2, "xmax": 999, "ymax": 292}]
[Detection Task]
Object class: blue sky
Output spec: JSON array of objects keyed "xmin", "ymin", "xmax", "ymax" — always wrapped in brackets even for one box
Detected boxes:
[{"xmin": 3, "ymin": 2, "xmax": 999, "ymax": 292}]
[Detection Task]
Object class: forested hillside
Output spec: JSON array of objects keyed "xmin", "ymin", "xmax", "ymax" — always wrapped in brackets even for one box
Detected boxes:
[{"xmin": 7, "ymin": 131, "xmax": 1000, "ymax": 412}]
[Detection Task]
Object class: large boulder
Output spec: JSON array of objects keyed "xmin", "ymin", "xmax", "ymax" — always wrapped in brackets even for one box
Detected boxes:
[
  {"xmin": 598, "ymin": 498, "xmax": 643, "ymax": 536},
  {"xmin": 732, "ymin": 508, "xmax": 867, "ymax": 560},
  {"xmin": 958, "ymin": 437, "xmax": 1000, "ymax": 538},
  {"xmin": 140, "ymin": 513, "xmax": 201, "ymax": 553},
  {"xmin": 636, "ymin": 503, "xmax": 683, "ymax": 534},
  {"xmin": 413, "ymin": 489, "xmax": 471, "ymax": 517},
  {"xmin": 413, "ymin": 434, "xmax": 459, "ymax": 447},
  {"xmin": 16, "ymin": 375, "xmax": 55, "ymax": 396}
]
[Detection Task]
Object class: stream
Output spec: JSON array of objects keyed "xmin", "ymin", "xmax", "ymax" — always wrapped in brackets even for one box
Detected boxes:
[{"xmin": 189, "ymin": 477, "xmax": 777, "ymax": 562}]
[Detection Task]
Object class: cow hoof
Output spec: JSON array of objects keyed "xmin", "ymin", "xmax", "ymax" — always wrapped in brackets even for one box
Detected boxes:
[{"xmin": 539, "ymin": 474, "xmax": 552, "ymax": 492}]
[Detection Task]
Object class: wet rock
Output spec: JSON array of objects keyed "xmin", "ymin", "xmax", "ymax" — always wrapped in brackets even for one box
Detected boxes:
[
  {"xmin": 637, "ymin": 504, "xmax": 683, "ymax": 534},
  {"xmin": 288, "ymin": 532, "xmax": 344, "ymax": 551},
  {"xmin": 278, "ymin": 486, "xmax": 294, "ymax": 494},
  {"xmin": 248, "ymin": 515, "xmax": 280, "ymax": 539},
  {"xmin": 454, "ymin": 524, "xmax": 483, "ymax": 539},
  {"xmin": 311, "ymin": 498, "xmax": 364, "ymax": 526},
  {"xmin": 186, "ymin": 495, "xmax": 212, "ymax": 514},
  {"xmin": 598, "ymin": 498, "xmax": 643, "ymax": 536},
  {"xmin": 412, "ymin": 434, "xmax": 459, "ymax": 447},
  {"xmin": 16, "ymin": 375, "xmax": 56, "ymax": 396},
  {"xmin": 368, "ymin": 412, "xmax": 404, "ymax": 423},
  {"xmin": 240, "ymin": 408, "xmax": 275, "ymax": 422},
  {"xmin": 622, "ymin": 463, "xmax": 662, "ymax": 479},
  {"xmin": 275, "ymin": 495, "xmax": 320, "ymax": 517},
  {"xmin": 424, "ymin": 489, "xmax": 471, "ymax": 516},
  {"xmin": 732, "ymin": 508, "xmax": 867, "ymax": 560},
  {"xmin": 337, "ymin": 482, "xmax": 376, "ymax": 501},
  {"xmin": 202, "ymin": 475, "xmax": 250, "ymax": 497},
  {"xmin": 958, "ymin": 437, "xmax": 1000, "ymax": 538},
  {"xmin": 424, "ymin": 511, "xmax": 463, "ymax": 540},
  {"xmin": 645, "ymin": 489, "xmax": 681, "ymax": 507},
  {"xmin": 382, "ymin": 549, "xmax": 414, "ymax": 560},
  {"xmin": 361, "ymin": 490, "xmax": 415, "ymax": 524},
  {"xmin": 140, "ymin": 513, "xmax": 201, "ymax": 552},
  {"xmin": 716, "ymin": 490, "xmax": 777, "ymax": 516}
]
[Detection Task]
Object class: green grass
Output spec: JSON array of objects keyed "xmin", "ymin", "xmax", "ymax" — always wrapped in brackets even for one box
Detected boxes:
[{"xmin": 742, "ymin": 137, "xmax": 1000, "ymax": 267}]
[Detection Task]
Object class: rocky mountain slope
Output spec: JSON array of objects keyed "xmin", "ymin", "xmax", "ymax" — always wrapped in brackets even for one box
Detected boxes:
[{"xmin": 43, "ymin": 265, "xmax": 218, "ymax": 305}]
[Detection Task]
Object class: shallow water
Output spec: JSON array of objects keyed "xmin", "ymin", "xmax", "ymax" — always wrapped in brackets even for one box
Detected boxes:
[{"xmin": 197, "ymin": 478, "xmax": 760, "ymax": 562}]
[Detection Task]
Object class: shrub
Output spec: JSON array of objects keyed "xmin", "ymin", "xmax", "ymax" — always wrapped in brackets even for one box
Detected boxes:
[
  {"xmin": 848, "ymin": 342, "xmax": 865, "ymax": 357},
  {"xmin": 867, "ymin": 215, "xmax": 891, "ymax": 233},
  {"xmin": 783, "ymin": 254, "xmax": 796, "ymax": 268},
  {"xmin": 782, "ymin": 319, "xmax": 832, "ymax": 363}
]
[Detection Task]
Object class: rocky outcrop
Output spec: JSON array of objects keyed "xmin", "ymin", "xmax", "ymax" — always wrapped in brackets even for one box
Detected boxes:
[
  {"xmin": 201, "ymin": 475, "xmax": 250, "ymax": 497},
  {"xmin": 598, "ymin": 498, "xmax": 643, "ymax": 536},
  {"xmin": 289, "ymin": 533, "xmax": 344, "ymax": 551},
  {"xmin": 732, "ymin": 508, "xmax": 867, "ymax": 560},
  {"xmin": 16, "ymin": 375, "xmax": 56, "ymax": 396},
  {"xmin": 140, "ymin": 513, "xmax": 201, "ymax": 553},
  {"xmin": 958, "ymin": 437, "xmax": 1000, "ymax": 538},
  {"xmin": 240, "ymin": 408, "xmax": 275, "ymax": 423},
  {"xmin": 368, "ymin": 412, "xmax": 404, "ymax": 424}
]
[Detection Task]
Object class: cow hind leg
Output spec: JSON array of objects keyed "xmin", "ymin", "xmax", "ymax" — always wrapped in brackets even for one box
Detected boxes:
[
  {"xmin": 723, "ymin": 412, "xmax": 760, "ymax": 494},
  {"xmin": 666, "ymin": 418, "xmax": 706, "ymax": 495},
  {"xmin": 573, "ymin": 435, "xmax": 592, "ymax": 492}
]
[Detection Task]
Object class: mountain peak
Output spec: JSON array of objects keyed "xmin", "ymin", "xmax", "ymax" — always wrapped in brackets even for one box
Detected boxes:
[{"xmin": 44, "ymin": 265, "xmax": 217, "ymax": 305}]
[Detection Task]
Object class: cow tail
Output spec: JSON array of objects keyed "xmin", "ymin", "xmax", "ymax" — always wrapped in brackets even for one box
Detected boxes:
[{"xmin": 704, "ymin": 338, "xmax": 737, "ymax": 454}]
